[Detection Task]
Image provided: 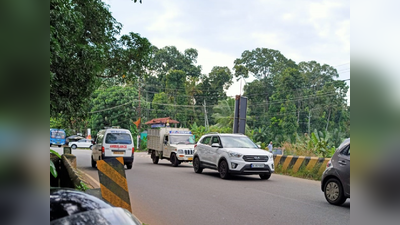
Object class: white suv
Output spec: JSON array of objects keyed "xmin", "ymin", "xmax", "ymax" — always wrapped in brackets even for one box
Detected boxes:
[
  {"xmin": 193, "ymin": 133, "xmax": 274, "ymax": 179},
  {"xmin": 91, "ymin": 128, "xmax": 134, "ymax": 169}
]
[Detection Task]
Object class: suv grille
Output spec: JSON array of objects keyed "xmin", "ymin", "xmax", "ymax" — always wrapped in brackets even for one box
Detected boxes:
[
  {"xmin": 243, "ymin": 155, "xmax": 269, "ymax": 162},
  {"xmin": 184, "ymin": 149, "xmax": 194, "ymax": 155}
]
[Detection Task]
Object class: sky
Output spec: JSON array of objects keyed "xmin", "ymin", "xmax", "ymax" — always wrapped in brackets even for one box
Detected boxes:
[{"xmin": 104, "ymin": 0, "xmax": 350, "ymax": 102}]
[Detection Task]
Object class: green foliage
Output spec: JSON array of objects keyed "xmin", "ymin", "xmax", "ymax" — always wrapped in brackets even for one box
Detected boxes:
[
  {"xmin": 90, "ymin": 85, "xmax": 144, "ymax": 133},
  {"xmin": 50, "ymin": 149, "xmax": 61, "ymax": 178},
  {"xmin": 140, "ymin": 136, "xmax": 147, "ymax": 151},
  {"xmin": 75, "ymin": 181, "xmax": 90, "ymax": 191},
  {"xmin": 50, "ymin": 0, "xmax": 152, "ymax": 119}
]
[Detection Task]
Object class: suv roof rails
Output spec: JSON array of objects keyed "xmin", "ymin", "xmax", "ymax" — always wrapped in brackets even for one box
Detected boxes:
[{"xmin": 206, "ymin": 132, "xmax": 219, "ymax": 134}]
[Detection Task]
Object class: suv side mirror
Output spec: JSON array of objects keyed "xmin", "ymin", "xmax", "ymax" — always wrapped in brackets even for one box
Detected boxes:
[{"xmin": 211, "ymin": 143, "xmax": 220, "ymax": 148}]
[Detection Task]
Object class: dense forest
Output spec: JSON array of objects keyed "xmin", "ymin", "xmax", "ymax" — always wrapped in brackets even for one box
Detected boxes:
[{"xmin": 50, "ymin": 0, "xmax": 349, "ymax": 157}]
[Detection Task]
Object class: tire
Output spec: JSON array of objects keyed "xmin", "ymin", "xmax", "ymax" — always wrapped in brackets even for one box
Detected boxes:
[
  {"xmin": 91, "ymin": 156, "xmax": 96, "ymax": 168},
  {"xmin": 259, "ymin": 173, "xmax": 271, "ymax": 180},
  {"xmin": 151, "ymin": 151, "xmax": 159, "ymax": 164},
  {"xmin": 170, "ymin": 153, "xmax": 179, "ymax": 167},
  {"xmin": 324, "ymin": 178, "xmax": 347, "ymax": 205},
  {"xmin": 126, "ymin": 163, "xmax": 133, "ymax": 169},
  {"xmin": 58, "ymin": 145, "xmax": 61, "ymax": 147},
  {"xmin": 71, "ymin": 144, "xmax": 77, "ymax": 149},
  {"xmin": 218, "ymin": 160, "xmax": 230, "ymax": 179},
  {"xmin": 193, "ymin": 157, "xmax": 203, "ymax": 173}
]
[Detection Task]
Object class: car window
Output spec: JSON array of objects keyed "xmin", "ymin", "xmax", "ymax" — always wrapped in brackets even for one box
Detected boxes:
[
  {"xmin": 200, "ymin": 136, "xmax": 211, "ymax": 145},
  {"xmin": 78, "ymin": 139, "xmax": 85, "ymax": 142},
  {"xmin": 211, "ymin": 136, "xmax": 219, "ymax": 145},
  {"xmin": 105, "ymin": 133, "xmax": 132, "ymax": 144},
  {"xmin": 340, "ymin": 144, "xmax": 350, "ymax": 156},
  {"xmin": 219, "ymin": 136, "xmax": 258, "ymax": 148}
]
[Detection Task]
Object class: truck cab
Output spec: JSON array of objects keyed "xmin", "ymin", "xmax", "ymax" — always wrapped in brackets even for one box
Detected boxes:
[{"xmin": 148, "ymin": 128, "xmax": 195, "ymax": 167}]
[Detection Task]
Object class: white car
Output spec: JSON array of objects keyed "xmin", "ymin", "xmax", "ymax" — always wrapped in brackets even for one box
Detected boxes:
[
  {"xmin": 193, "ymin": 133, "xmax": 274, "ymax": 180},
  {"xmin": 68, "ymin": 138, "xmax": 93, "ymax": 149},
  {"xmin": 91, "ymin": 128, "xmax": 134, "ymax": 169}
]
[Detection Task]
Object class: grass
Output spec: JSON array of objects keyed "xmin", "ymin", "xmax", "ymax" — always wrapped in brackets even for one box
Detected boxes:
[{"xmin": 274, "ymin": 163, "xmax": 322, "ymax": 181}]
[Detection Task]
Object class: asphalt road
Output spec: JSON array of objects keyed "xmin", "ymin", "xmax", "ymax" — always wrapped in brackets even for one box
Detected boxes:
[{"xmin": 51, "ymin": 147, "xmax": 350, "ymax": 225}]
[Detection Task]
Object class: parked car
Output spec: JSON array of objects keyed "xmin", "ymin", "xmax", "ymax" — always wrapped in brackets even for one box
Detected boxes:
[
  {"xmin": 68, "ymin": 138, "xmax": 93, "ymax": 149},
  {"xmin": 50, "ymin": 188, "xmax": 142, "ymax": 225},
  {"xmin": 321, "ymin": 138, "xmax": 350, "ymax": 205},
  {"xmin": 193, "ymin": 133, "xmax": 274, "ymax": 180},
  {"xmin": 91, "ymin": 127, "xmax": 134, "ymax": 169}
]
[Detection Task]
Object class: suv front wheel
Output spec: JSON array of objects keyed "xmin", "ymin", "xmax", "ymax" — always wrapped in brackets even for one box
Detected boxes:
[
  {"xmin": 259, "ymin": 173, "xmax": 271, "ymax": 180},
  {"xmin": 218, "ymin": 160, "xmax": 230, "ymax": 179}
]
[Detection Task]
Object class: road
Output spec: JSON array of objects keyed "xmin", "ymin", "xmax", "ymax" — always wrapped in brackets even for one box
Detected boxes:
[{"xmin": 52, "ymin": 147, "xmax": 350, "ymax": 225}]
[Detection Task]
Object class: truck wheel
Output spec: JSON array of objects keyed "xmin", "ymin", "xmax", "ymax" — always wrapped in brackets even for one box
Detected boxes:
[
  {"xmin": 151, "ymin": 151, "xmax": 159, "ymax": 164},
  {"xmin": 126, "ymin": 163, "xmax": 133, "ymax": 169},
  {"xmin": 170, "ymin": 153, "xmax": 179, "ymax": 167},
  {"xmin": 91, "ymin": 156, "xmax": 96, "ymax": 168}
]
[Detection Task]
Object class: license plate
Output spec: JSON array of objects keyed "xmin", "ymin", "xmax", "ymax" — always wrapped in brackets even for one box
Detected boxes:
[
  {"xmin": 251, "ymin": 164, "xmax": 264, "ymax": 168},
  {"xmin": 188, "ymin": 157, "xmax": 193, "ymax": 160},
  {"xmin": 113, "ymin": 151, "xmax": 124, "ymax": 155}
]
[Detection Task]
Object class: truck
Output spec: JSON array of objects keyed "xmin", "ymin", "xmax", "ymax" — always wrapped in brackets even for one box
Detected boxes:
[{"xmin": 147, "ymin": 127, "xmax": 196, "ymax": 167}]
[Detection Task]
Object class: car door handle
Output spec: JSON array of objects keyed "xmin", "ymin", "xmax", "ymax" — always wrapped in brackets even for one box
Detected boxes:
[{"xmin": 338, "ymin": 160, "xmax": 346, "ymax": 165}]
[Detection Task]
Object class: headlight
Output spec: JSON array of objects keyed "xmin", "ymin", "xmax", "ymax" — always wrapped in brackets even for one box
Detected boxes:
[
  {"xmin": 229, "ymin": 152, "xmax": 243, "ymax": 158},
  {"xmin": 177, "ymin": 150, "xmax": 184, "ymax": 154}
]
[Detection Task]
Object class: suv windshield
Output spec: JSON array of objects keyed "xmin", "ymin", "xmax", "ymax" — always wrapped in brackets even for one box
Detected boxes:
[
  {"xmin": 220, "ymin": 136, "xmax": 258, "ymax": 148},
  {"xmin": 170, "ymin": 135, "xmax": 195, "ymax": 145},
  {"xmin": 105, "ymin": 133, "xmax": 132, "ymax": 144}
]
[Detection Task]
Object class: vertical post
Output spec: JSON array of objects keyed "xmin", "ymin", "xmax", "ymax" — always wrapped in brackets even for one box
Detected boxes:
[
  {"xmin": 233, "ymin": 95, "xmax": 240, "ymax": 133},
  {"xmin": 138, "ymin": 82, "xmax": 141, "ymax": 132},
  {"xmin": 238, "ymin": 96, "xmax": 247, "ymax": 134},
  {"xmin": 203, "ymin": 100, "xmax": 209, "ymax": 130}
]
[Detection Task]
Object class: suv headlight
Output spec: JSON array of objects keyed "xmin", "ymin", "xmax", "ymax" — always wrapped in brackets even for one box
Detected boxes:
[
  {"xmin": 177, "ymin": 150, "xmax": 184, "ymax": 154},
  {"xmin": 229, "ymin": 152, "xmax": 243, "ymax": 158}
]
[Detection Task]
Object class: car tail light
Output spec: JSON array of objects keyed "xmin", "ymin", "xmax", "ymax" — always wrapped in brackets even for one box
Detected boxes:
[
  {"xmin": 101, "ymin": 146, "xmax": 105, "ymax": 153},
  {"xmin": 132, "ymin": 147, "xmax": 135, "ymax": 154},
  {"xmin": 326, "ymin": 159, "xmax": 332, "ymax": 168},
  {"xmin": 194, "ymin": 144, "xmax": 197, "ymax": 148}
]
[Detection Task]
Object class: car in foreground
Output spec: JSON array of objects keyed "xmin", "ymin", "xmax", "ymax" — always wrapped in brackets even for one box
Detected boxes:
[
  {"xmin": 193, "ymin": 133, "xmax": 274, "ymax": 179},
  {"xmin": 68, "ymin": 138, "xmax": 93, "ymax": 149},
  {"xmin": 321, "ymin": 138, "xmax": 350, "ymax": 205}
]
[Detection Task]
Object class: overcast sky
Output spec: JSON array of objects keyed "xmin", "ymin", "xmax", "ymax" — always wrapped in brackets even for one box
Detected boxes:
[{"xmin": 104, "ymin": 0, "xmax": 350, "ymax": 99}]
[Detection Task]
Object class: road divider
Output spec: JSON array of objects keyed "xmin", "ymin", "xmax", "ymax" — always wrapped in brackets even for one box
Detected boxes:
[
  {"xmin": 97, "ymin": 157, "xmax": 132, "ymax": 213},
  {"xmin": 273, "ymin": 154, "xmax": 330, "ymax": 180}
]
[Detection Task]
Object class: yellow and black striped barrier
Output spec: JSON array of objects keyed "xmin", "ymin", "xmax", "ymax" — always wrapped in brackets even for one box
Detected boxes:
[
  {"xmin": 97, "ymin": 157, "xmax": 131, "ymax": 212},
  {"xmin": 273, "ymin": 155, "xmax": 330, "ymax": 179}
]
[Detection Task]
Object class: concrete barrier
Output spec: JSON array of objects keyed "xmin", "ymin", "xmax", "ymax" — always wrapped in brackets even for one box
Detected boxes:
[
  {"xmin": 273, "ymin": 154, "xmax": 330, "ymax": 180},
  {"xmin": 61, "ymin": 154, "xmax": 94, "ymax": 190}
]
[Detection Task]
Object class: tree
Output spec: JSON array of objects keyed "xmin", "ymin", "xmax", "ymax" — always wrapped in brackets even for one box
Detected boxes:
[
  {"xmin": 211, "ymin": 98, "xmax": 236, "ymax": 129},
  {"xmin": 194, "ymin": 66, "xmax": 234, "ymax": 124},
  {"xmin": 50, "ymin": 0, "xmax": 152, "ymax": 120},
  {"xmin": 89, "ymin": 85, "xmax": 142, "ymax": 134}
]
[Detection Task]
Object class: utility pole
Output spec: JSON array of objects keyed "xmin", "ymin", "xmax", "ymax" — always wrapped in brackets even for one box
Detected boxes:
[
  {"xmin": 138, "ymin": 81, "xmax": 141, "ymax": 131},
  {"xmin": 203, "ymin": 100, "xmax": 209, "ymax": 130},
  {"xmin": 308, "ymin": 110, "xmax": 311, "ymax": 135}
]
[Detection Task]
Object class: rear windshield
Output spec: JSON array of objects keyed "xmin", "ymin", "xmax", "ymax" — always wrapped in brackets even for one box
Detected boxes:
[{"xmin": 105, "ymin": 133, "xmax": 132, "ymax": 144}]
